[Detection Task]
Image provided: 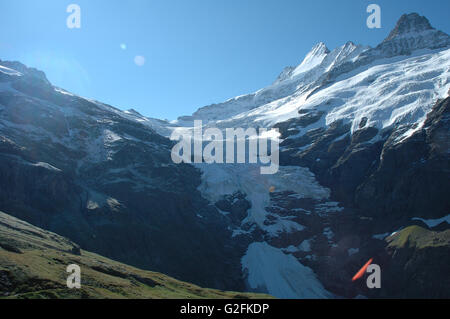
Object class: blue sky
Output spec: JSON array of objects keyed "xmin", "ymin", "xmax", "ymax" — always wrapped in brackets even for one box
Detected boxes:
[{"xmin": 1, "ymin": 0, "xmax": 449, "ymax": 120}]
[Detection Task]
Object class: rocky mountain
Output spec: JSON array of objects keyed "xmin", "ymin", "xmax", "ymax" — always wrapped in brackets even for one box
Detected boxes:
[
  {"xmin": 381, "ymin": 13, "xmax": 450, "ymax": 54},
  {"xmin": 0, "ymin": 13, "xmax": 449, "ymax": 298}
]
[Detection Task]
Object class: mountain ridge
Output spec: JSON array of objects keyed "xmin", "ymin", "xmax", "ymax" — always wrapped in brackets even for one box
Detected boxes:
[{"xmin": 176, "ymin": 12, "xmax": 449, "ymax": 127}]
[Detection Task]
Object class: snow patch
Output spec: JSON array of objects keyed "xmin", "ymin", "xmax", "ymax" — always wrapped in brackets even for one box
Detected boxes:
[
  {"xmin": 242, "ymin": 242, "xmax": 330, "ymax": 298},
  {"xmin": 32, "ymin": 162, "xmax": 61, "ymax": 172}
]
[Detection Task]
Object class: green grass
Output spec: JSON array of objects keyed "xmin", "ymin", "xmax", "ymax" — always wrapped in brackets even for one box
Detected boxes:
[
  {"xmin": 0, "ymin": 211, "xmax": 272, "ymax": 299},
  {"xmin": 387, "ymin": 225, "xmax": 450, "ymax": 250}
]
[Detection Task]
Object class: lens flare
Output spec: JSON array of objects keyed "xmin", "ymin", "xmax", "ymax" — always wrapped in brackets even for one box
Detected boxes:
[{"xmin": 352, "ymin": 258, "xmax": 373, "ymax": 282}]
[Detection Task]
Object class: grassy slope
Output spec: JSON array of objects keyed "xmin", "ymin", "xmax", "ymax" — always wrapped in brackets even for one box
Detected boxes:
[
  {"xmin": 0, "ymin": 211, "xmax": 271, "ymax": 299},
  {"xmin": 387, "ymin": 225, "xmax": 450, "ymax": 250}
]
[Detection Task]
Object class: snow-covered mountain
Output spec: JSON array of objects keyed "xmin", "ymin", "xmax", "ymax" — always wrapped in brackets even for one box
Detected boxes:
[
  {"xmin": 0, "ymin": 13, "xmax": 449, "ymax": 298},
  {"xmin": 176, "ymin": 41, "xmax": 369, "ymax": 126},
  {"xmin": 175, "ymin": 14, "xmax": 449, "ymax": 134},
  {"xmin": 168, "ymin": 12, "xmax": 450, "ymax": 298}
]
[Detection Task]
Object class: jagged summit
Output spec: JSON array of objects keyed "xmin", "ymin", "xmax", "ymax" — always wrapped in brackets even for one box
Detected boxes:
[
  {"xmin": 309, "ymin": 42, "xmax": 331, "ymax": 56},
  {"xmin": 273, "ymin": 43, "xmax": 330, "ymax": 84},
  {"xmin": 384, "ymin": 13, "xmax": 434, "ymax": 42},
  {"xmin": 290, "ymin": 42, "xmax": 330, "ymax": 77},
  {"xmin": 374, "ymin": 13, "xmax": 450, "ymax": 56}
]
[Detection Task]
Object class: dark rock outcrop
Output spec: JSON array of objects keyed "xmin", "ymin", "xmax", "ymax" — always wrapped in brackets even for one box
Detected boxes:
[
  {"xmin": 356, "ymin": 97, "xmax": 450, "ymax": 219},
  {"xmin": 275, "ymin": 95, "xmax": 449, "ymax": 298}
]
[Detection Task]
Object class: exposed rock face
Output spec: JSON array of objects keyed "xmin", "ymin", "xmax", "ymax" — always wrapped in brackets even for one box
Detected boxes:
[
  {"xmin": 356, "ymin": 97, "xmax": 450, "ymax": 220},
  {"xmin": 273, "ymin": 96, "xmax": 450, "ymax": 298},
  {"xmin": 278, "ymin": 97, "xmax": 449, "ymax": 220},
  {"xmin": 215, "ymin": 192, "xmax": 252, "ymax": 226},
  {"xmin": 375, "ymin": 13, "xmax": 450, "ymax": 56},
  {"xmin": 385, "ymin": 13, "xmax": 434, "ymax": 41}
]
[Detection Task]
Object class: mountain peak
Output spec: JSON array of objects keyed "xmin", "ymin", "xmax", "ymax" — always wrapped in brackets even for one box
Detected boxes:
[
  {"xmin": 0, "ymin": 60, "xmax": 49, "ymax": 84},
  {"xmin": 309, "ymin": 42, "xmax": 330, "ymax": 56},
  {"xmin": 273, "ymin": 42, "xmax": 330, "ymax": 84},
  {"xmin": 373, "ymin": 13, "xmax": 450, "ymax": 57},
  {"xmin": 385, "ymin": 13, "xmax": 433, "ymax": 41}
]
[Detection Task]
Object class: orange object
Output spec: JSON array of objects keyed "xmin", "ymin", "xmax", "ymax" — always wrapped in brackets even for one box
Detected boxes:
[{"xmin": 352, "ymin": 258, "xmax": 373, "ymax": 281}]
